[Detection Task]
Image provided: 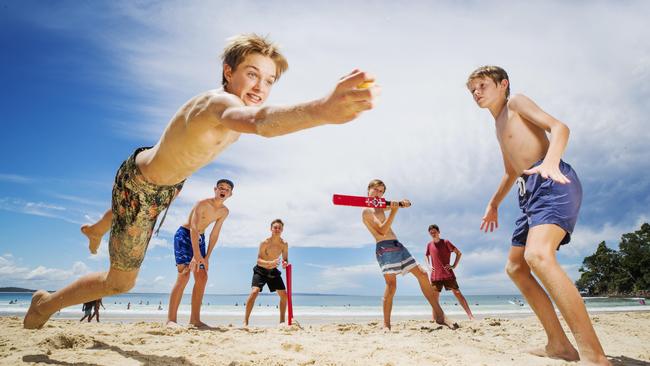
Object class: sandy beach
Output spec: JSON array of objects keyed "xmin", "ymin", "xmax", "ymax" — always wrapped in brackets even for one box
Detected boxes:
[{"xmin": 1, "ymin": 312, "xmax": 649, "ymax": 366}]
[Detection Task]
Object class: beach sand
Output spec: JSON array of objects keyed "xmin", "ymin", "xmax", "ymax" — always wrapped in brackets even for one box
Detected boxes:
[{"xmin": 1, "ymin": 312, "xmax": 649, "ymax": 366}]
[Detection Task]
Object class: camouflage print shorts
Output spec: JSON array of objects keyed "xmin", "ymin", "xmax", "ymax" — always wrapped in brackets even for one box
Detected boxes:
[{"xmin": 109, "ymin": 147, "xmax": 185, "ymax": 271}]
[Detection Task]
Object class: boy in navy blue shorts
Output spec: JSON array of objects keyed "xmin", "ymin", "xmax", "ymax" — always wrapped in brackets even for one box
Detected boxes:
[
  {"xmin": 166, "ymin": 179, "xmax": 233, "ymax": 328},
  {"xmin": 467, "ymin": 66, "xmax": 609, "ymax": 365}
]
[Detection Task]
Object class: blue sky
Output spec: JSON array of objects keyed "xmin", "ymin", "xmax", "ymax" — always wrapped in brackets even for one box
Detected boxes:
[{"xmin": 1, "ymin": 1, "xmax": 649, "ymax": 296}]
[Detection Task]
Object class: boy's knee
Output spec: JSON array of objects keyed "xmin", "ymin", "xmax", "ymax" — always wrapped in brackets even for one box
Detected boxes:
[
  {"xmin": 505, "ymin": 259, "xmax": 528, "ymax": 278},
  {"xmin": 107, "ymin": 279, "xmax": 135, "ymax": 294},
  {"xmin": 523, "ymin": 248, "xmax": 552, "ymax": 270}
]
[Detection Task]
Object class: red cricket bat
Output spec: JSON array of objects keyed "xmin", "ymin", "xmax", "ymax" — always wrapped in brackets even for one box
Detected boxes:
[
  {"xmin": 286, "ymin": 264, "xmax": 293, "ymax": 326},
  {"xmin": 332, "ymin": 194, "xmax": 405, "ymax": 208}
]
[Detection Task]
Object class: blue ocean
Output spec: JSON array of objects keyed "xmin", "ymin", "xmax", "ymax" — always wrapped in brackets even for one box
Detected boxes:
[{"xmin": 1, "ymin": 292, "xmax": 647, "ymax": 320}]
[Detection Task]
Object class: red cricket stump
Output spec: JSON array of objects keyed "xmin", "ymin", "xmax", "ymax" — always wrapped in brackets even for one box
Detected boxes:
[{"xmin": 286, "ymin": 264, "xmax": 293, "ymax": 325}]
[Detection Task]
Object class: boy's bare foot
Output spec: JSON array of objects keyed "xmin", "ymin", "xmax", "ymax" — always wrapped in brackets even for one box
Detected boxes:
[
  {"xmin": 81, "ymin": 224, "xmax": 102, "ymax": 254},
  {"xmin": 166, "ymin": 320, "xmax": 182, "ymax": 328},
  {"xmin": 435, "ymin": 316, "xmax": 459, "ymax": 330},
  {"xmin": 189, "ymin": 321, "xmax": 211, "ymax": 329},
  {"xmin": 578, "ymin": 356, "xmax": 612, "ymax": 366},
  {"xmin": 527, "ymin": 344, "xmax": 580, "ymax": 362},
  {"xmin": 23, "ymin": 290, "xmax": 51, "ymax": 329}
]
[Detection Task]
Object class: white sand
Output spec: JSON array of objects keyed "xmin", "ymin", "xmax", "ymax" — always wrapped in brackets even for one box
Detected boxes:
[{"xmin": 1, "ymin": 312, "xmax": 649, "ymax": 365}]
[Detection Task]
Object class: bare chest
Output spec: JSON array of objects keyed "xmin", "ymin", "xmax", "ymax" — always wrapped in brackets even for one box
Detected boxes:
[{"xmin": 495, "ymin": 113, "xmax": 548, "ymax": 172}]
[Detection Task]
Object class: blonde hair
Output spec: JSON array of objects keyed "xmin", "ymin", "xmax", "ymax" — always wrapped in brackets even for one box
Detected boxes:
[
  {"xmin": 221, "ymin": 33, "xmax": 289, "ymax": 86},
  {"xmin": 467, "ymin": 65, "xmax": 510, "ymax": 98},
  {"xmin": 367, "ymin": 179, "xmax": 386, "ymax": 192}
]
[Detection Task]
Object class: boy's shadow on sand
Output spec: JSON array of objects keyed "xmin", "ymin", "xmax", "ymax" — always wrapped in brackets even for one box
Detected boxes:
[
  {"xmin": 23, "ymin": 340, "xmax": 198, "ymax": 366},
  {"xmin": 610, "ymin": 356, "xmax": 650, "ymax": 366}
]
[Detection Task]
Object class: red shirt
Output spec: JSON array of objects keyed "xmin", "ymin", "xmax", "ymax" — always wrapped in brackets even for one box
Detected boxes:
[{"xmin": 425, "ymin": 239, "xmax": 457, "ymax": 281}]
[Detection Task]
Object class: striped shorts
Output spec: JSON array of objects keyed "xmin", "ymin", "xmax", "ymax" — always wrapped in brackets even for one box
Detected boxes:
[{"xmin": 375, "ymin": 240, "xmax": 417, "ymax": 275}]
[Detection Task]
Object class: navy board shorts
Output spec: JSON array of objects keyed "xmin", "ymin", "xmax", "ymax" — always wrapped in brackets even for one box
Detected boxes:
[
  {"xmin": 174, "ymin": 226, "xmax": 206, "ymax": 267},
  {"xmin": 512, "ymin": 159, "xmax": 582, "ymax": 248},
  {"xmin": 375, "ymin": 240, "xmax": 418, "ymax": 275}
]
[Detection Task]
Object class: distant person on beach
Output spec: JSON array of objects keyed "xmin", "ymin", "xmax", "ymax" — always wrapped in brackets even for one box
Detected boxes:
[
  {"xmin": 424, "ymin": 224, "xmax": 474, "ymax": 320},
  {"xmin": 24, "ymin": 33, "xmax": 379, "ymax": 330},
  {"xmin": 79, "ymin": 301, "xmax": 94, "ymax": 322},
  {"xmin": 244, "ymin": 219, "xmax": 289, "ymax": 327},
  {"xmin": 467, "ymin": 65, "xmax": 609, "ymax": 364},
  {"xmin": 166, "ymin": 179, "xmax": 232, "ymax": 328},
  {"xmin": 361, "ymin": 179, "xmax": 455, "ymax": 331},
  {"xmin": 127, "ymin": 302, "xmax": 131, "ymax": 310},
  {"xmin": 90, "ymin": 298, "xmax": 105, "ymax": 322}
]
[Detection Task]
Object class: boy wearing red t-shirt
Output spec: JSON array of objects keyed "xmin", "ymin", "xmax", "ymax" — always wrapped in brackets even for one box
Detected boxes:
[{"xmin": 424, "ymin": 224, "xmax": 474, "ymax": 320}]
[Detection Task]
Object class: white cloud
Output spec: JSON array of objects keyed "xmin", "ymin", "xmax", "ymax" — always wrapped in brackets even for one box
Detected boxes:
[
  {"xmin": 0, "ymin": 174, "xmax": 33, "ymax": 184},
  {"xmin": 306, "ymin": 263, "xmax": 379, "ymax": 292},
  {"xmin": 0, "ymin": 255, "xmax": 91, "ymax": 289},
  {"xmin": 0, "ymin": 197, "xmax": 83, "ymax": 225}
]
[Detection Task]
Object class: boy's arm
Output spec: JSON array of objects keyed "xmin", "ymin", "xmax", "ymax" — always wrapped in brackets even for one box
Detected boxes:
[
  {"xmin": 481, "ymin": 150, "xmax": 518, "ymax": 232},
  {"xmin": 211, "ymin": 71, "xmax": 378, "ymax": 138},
  {"xmin": 188, "ymin": 203, "xmax": 207, "ymax": 272},
  {"xmin": 281, "ymin": 242, "xmax": 289, "ymax": 269},
  {"xmin": 205, "ymin": 208, "xmax": 229, "ymax": 263},
  {"xmin": 362, "ymin": 203, "xmax": 399, "ymax": 236},
  {"xmin": 508, "ymin": 94, "xmax": 571, "ymax": 184},
  {"xmin": 450, "ymin": 248, "xmax": 462, "ymax": 269}
]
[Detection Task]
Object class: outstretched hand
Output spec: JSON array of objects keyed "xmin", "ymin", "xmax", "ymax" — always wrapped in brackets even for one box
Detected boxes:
[
  {"xmin": 523, "ymin": 162, "xmax": 571, "ymax": 184},
  {"xmin": 318, "ymin": 69, "xmax": 380, "ymax": 124},
  {"xmin": 480, "ymin": 204, "xmax": 499, "ymax": 233}
]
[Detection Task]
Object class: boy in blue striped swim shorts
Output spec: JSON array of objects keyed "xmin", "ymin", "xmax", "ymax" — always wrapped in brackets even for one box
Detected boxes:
[{"xmin": 361, "ymin": 179, "xmax": 456, "ymax": 331}]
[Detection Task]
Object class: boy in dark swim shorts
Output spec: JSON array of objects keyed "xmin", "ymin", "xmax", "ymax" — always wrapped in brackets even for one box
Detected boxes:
[
  {"xmin": 166, "ymin": 179, "xmax": 232, "ymax": 328},
  {"xmin": 244, "ymin": 219, "xmax": 289, "ymax": 326},
  {"xmin": 512, "ymin": 160, "xmax": 582, "ymax": 248},
  {"xmin": 467, "ymin": 66, "xmax": 608, "ymax": 364}
]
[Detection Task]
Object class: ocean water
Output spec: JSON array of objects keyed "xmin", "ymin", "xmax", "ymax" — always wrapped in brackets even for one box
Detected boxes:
[{"xmin": 1, "ymin": 292, "xmax": 648, "ymax": 319}]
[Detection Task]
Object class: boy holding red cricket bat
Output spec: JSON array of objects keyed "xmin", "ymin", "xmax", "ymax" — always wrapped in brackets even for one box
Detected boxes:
[{"xmin": 359, "ymin": 179, "xmax": 456, "ymax": 331}]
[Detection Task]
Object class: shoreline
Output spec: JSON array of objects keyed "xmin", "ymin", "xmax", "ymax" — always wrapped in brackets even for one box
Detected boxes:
[{"xmin": 3, "ymin": 307, "xmax": 649, "ymax": 327}]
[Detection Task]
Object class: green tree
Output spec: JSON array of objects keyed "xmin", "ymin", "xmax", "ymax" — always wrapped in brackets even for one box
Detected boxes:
[
  {"xmin": 576, "ymin": 223, "xmax": 650, "ymax": 296},
  {"xmin": 617, "ymin": 223, "xmax": 650, "ymax": 295},
  {"xmin": 576, "ymin": 241, "xmax": 620, "ymax": 296}
]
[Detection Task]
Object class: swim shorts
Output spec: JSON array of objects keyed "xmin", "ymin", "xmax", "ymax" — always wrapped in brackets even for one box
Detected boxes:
[
  {"xmin": 109, "ymin": 147, "xmax": 185, "ymax": 271},
  {"xmin": 375, "ymin": 240, "xmax": 417, "ymax": 275},
  {"xmin": 431, "ymin": 278, "xmax": 460, "ymax": 292},
  {"xmin": 173, "ymin": 226, "xmax": 206, "ymax": 266},
  {"xmin": 251, "ymin": 265, "xmax": 286, "ymax": 292},
  {"xmin": 512, "ymin": 159, "xmax": 582, "ymax": 248}
]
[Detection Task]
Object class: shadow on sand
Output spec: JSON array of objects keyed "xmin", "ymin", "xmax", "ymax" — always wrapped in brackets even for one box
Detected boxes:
[
  {"xmin": 610, "ymin": 356, "xmax": 650, "ymax": 366},
  {"xmin": 23, "ymin": 340, "xmax": 198, "ymax": 366}
]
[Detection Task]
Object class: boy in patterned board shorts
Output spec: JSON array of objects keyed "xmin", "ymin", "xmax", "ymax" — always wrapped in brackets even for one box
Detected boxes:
[{"xmin": 24, "ymin": 33, "xmax": 379, "ymax": 329}]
